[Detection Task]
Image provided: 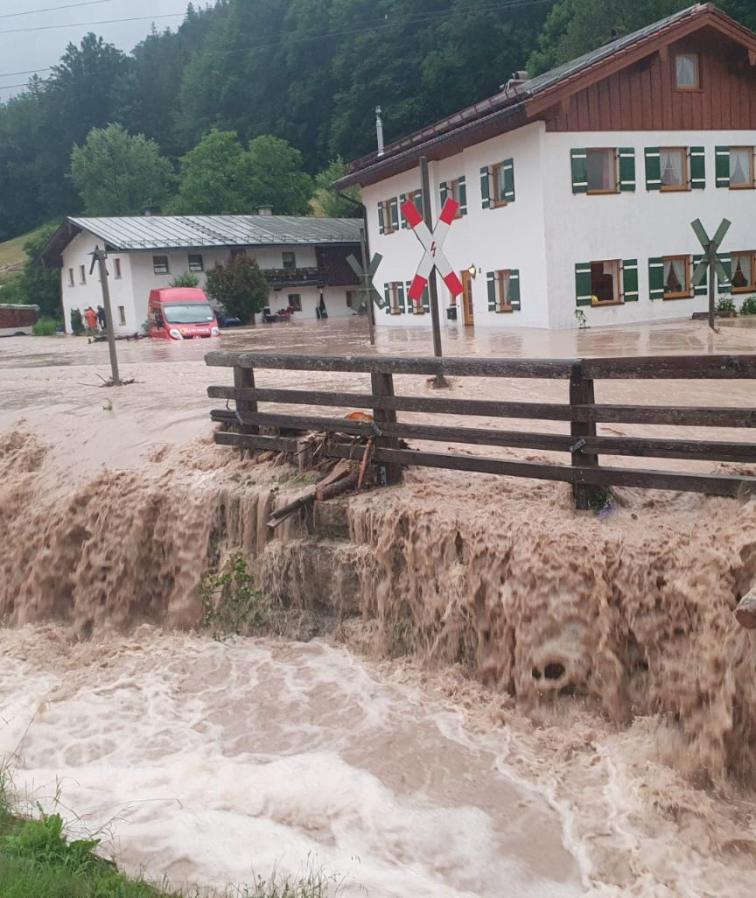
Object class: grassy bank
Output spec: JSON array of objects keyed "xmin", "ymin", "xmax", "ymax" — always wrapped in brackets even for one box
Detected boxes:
[{"xmin": 0, "ymin": 776, "xmax": 332, "ymax": 898}]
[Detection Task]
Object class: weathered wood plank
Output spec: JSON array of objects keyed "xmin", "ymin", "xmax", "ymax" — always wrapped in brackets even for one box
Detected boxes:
[
  {"xmin": 208, "ymin": 387, "xmax": 756, "ymax": 427},
  {"xmin": 570, "ymin": 362, "xmax": 600, "ymax": 509},
  {"xmin": 210, "ymin": 410, "xmax": 756, "ymax": 461},
  {"xmin": 371, "ymin": 371, "xmax": 402, "ymax": 485},
  {"xmin": 205, "ymin": 352, "xmax": 756, "ymax": 380}
]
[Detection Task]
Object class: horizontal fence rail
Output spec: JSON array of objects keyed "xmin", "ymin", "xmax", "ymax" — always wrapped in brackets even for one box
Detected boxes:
[{"xmin": 205, "ymin": 352, "xmax": 756, "ymax": 507}]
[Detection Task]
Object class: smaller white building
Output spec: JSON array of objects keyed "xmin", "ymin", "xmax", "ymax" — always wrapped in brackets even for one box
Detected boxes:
[{"xmin": 43, "ymin": 215, "xmax": 364, "ymax": 334}]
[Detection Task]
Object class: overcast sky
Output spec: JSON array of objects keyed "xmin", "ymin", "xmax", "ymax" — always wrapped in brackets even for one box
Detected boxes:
[{"xmin": 0, "ymin": 0, "xmax": 193, "ymax": 99}]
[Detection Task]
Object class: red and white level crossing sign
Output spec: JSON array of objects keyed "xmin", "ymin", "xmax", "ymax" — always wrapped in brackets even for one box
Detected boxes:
[{"xmin": 402, "ymin": 198, "xmax": 464, "ymax": 302}]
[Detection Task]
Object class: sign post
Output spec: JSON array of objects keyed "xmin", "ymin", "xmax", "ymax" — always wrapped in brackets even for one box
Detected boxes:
[
  {"xmin": 90, "ymin": 245, "xmax": 121, "ymax": 387},
  {"xmin": 691, "ymin": 217, "xmax": 731, "ymax": 333},
  {"xmin": 346, "ymin": 240, "xmax": 383, "ymax": 347}
]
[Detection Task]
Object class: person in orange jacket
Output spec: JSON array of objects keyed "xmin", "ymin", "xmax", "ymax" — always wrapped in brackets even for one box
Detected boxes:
[{"xmin": 84, "ymin": 306, "xmax": 98, "ymax": 332}]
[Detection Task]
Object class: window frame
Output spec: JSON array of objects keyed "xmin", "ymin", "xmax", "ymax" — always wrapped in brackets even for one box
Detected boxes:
[
  {"xmin": 590, "ymin": 259, "xmax": 623, "ymax": 306},
  {"xmin": 380, "ymin": 197, "xmax": 399, "ymax": 235},
  {"xmin": 662, "ymin": 254, "xmax": 693, "ymax": 300},
  {"xmin": 287, "ymin": 293, "xmax": 302, "ymax": 311},
  {"xmin": 674, "ymin": 53, "xmax": 700, "ymax": 91},
  {"xmin": 659, "ymin": 147, "xmax": 689, "ymax": 192},
  {"xmin": 729, "ymin": 147, "xmax": 755, "ymax": 190},
  {"xmin": 152, "ymin": 255, "xmax": 170, "ymax": 275},
  {"xmin": 113, "ymin": 258, "xmax": 122, "ymax": 280},
  {"xmin": 67, "ymin": 268, "xmax": 75, "ymax": 287},
  {"xmin": 282, "ymin": 251, "xmax": 297, "ymax": 270},
  {"xmin": 492, "ymin": 269, "xmax": 513, "ymax": 312},
  {"xmin": 491, "ymin": 163, "xmax": 510, "ymax": 207},
  {"xmin": 388, "ymin": 282, "xmax": 401, "ymax": 315},
  {"xmin": 448, "ymin": 178, "xmax": 465, "ymax": 218},
  {"xmin": 117, "ymin": 305, "xmax": 126, "ymax": 326},
  {"xmin": 730, "ymin": 250, "xmax": 756, "ymax": 293},
  {"xmin": 79, "ymin": 264, "xmax": 86, "ymax": 285},
  {"xmin": 585, "ymin": 148, "xmax": 619, "ymax": 195},
  {"xmin": 188, "ymin": 253, "xmax": 204, "ymax": 272}
]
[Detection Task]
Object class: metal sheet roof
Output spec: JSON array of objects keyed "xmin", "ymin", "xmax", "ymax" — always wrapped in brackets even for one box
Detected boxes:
[{"xmin": 68, "ymin": 215, "xmax": 362, "ymax": 250}]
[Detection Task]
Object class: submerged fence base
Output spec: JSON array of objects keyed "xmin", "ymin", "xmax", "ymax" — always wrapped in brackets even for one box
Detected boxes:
[{"xmin": 205, "ymin": 352, "xmax": 756, "ymax": 508}]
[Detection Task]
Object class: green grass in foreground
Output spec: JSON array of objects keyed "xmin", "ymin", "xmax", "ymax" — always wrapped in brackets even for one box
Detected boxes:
[{"xmin": 0, "ymin": 778, "xmax": 333, "ymax": 898}]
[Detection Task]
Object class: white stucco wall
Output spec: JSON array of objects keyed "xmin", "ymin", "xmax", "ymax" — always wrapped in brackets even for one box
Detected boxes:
[
  {"xmin": 363, "ymin": 122, "xmax": 549, "ymax": 329},
  {"xmin": 61, "ymin": 239, "xmax": 357, "ymax": 331},
  {"xmin": 362, "ymin": 124, "xmax": 756, "ymax": 330},
  {"xmin": 541, "ymin": 129, "xmax": 756, "ymax": 328}
]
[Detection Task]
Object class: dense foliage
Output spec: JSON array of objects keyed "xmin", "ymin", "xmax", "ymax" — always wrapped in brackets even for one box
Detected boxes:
[
  {"xmin": 0, "ymin": 0, "xmax": 751, "ymax": 245},
  {"xmin": 205, "ymin": 256, "xmax": 270, "ymax": 323}
]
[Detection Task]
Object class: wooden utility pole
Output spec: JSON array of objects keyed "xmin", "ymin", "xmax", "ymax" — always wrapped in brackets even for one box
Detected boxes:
[
  {"xmin": 91, "ymin": 245, "xmax": 121, "ymax": 386},
  {"xmin": 360, "ymin": 227, "xmax": 376, "ymax": 345}
]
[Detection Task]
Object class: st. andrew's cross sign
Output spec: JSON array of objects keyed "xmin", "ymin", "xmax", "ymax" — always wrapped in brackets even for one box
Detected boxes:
[
  {"xmin": 346, "ymin": 250, "xmax": 384, "ymax": 309},
  {"xmin": 402, "ymin": 198, "xmax": 464, "ymax": 304},
  {"xmin": 691, "ymin": 217, "xmax": 731, "ymax": 331}
]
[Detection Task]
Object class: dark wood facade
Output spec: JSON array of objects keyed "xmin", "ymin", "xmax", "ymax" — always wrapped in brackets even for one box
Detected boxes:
[{"xmin": 542, "ymin": 32, "xmax": 755, "ymax": 132}]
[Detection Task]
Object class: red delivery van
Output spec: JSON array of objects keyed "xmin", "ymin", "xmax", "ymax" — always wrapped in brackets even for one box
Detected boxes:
[{"xmin": 147, "ymin": 287, "xmax": 220, "ymax": 340}]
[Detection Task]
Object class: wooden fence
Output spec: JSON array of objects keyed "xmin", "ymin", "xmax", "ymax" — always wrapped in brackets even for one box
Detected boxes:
[{"xmin": 205, "ymin": 351, "xmax": 756, "ymax": 508}]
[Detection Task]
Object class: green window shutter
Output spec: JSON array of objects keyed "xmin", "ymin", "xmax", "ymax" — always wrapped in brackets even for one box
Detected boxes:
[
  {"xmin": 645, "ymin": 148, "xmax": 661, "ymax": 190},
  {"xmin": 570, "ymin": 149, "xmax": 588, "ymax": 193},
  {"xmin": 622, "ymin": 259, "xmax": 639, "ymax": 302},
  {"xmin": 397, "ymin": 281, "xmax": 406, "ymax": 313},
  {"xmin": 458, "ymin": 176, "xmax": 467, "ymax": 215},
  {"xmin": 384, "ymin": 284, "xmax": 390, "ymax": 314},
  {"xmin": 618, "ymin": 148, "xmax": 636, "ymax": 191},
  {"xmin": 693, "ymin": 255, "xmax": 707, "ymax": 295},
  {"xmin": 503, "ymin": 158, "xmax": 515, "ymax": 202},
  {"xmin": 487, "ymin": 272, "xmax": 497, "ymax": 311},
  {"xmin": 575, "ymin": 262, "xmax": 592, "ymax": 306},
  {"xmin": 648, "ymin": 258, "xmax": 664, "ymax": 300},
  {"xmin": 389, "ymin": 198, "xmax": 400, "ymax": 231},
  {"xmin": 399, "ymin": 193, "xmax": 407, "ymax": 228},
  {"xmin": 509, "ymin": 269, "xmax": 521, "ymax": 309},
  {"xmin": 715, "ymin": 147, "xmax": 730, "ymax": 188},
  {"xmin": 422, "ymin": 287, "xmax": 430, "ymax": 312},
  {"xmin": 405, "ymin": 280, "xmax": 415, "ymax": 312},
  {"xmin": 440, "ymin": 181, "xmax": 449, "ymax": 206},
  {"xmin": 414, "ymin": 189, "xmax": 424, "ymax": 214},
  {"xmin": 689, "ymin": 147, "xmax": 705, "ymax": 189},
  {"xmin": 718, "ymin": 254, "xmax": 732, "ymax": 291},
  {"xmin": 480, "ymin": 166, "xmax": 491, "ymax": 209},
  {"xmin": 378, "ymin": 202, "xmax": 385, "ymax": 235}
]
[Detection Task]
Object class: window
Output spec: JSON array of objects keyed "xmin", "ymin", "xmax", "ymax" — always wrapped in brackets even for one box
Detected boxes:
[
  {"xmin": 586, "ymin": 148, "xmax": 617, "ymax": 193},
  {"xmin": 481, "ymin": 159, "xmax": 515, "ymax": 207},
  {"xmin": 675, "ymin": 53, "xmax": 699, "ymax": 90},
  {"xmin": 378, "ymin": 198, "xmax": 399, "ymax": 235},
  {"xmin": 287, "ymin": 293, "xmax": 302, "ymax": 311},
  {"xmin": 282, "ymin": 251, "xmax": 296, "ymax": 270},
  {"xmin": 117, "ymin": 306, "xmax": 126, "ymax": 326},
  {"xmin": 575, "ymin": 260, "xmax": 638, "ymax": 307},
  {"xmin": 79, "ymin": 265, "xmax": 86, "ymax": 285},
  {"xmin": 153, "ymin": 255, "xmax": 169, "ymax": 275},
  {"xmin": 660, "ymin": 148, "xmax": 688, "ymax": 190},
  {"xmin": 383, "ymin": 281, "xmax": 405, "ymax": 315},
  {"xmin": 646, "ymin": 146, "xmax": 704, "ymax": 190},
  {"xmin": 188, "ymin": 254, "xmax": 204, "ymax": 272},
  {"xmin": 729, "ymin": 148, "xmax": 754, "ymax": 188},
  {"xmin": 662, "ymin": 255, "xmax": 692, "ymax": 299},
  {"xmin": 67, "ymin": 268, "xmax": 74, "ymax": 287},
  {"xmin": 440, "ymin": 176, "xmax": 467, "ymax": 217},
  {"xmin": 346, "ymin": 290, "xmax": 358, "ymax": 309},
  {"xmin": 230, "ymin": 247, "xmax": 247, "ymax": 259},
  {"xmin": 731, "ymin": 252, "xmax": 756, "ymax": 292},
  {"xmin": 113, "ymin": 258, "xmax": 122, "ymax": 279},
  {"xmin": 486, "ymin": 269, "xmax": 521, "ymax": 312}
]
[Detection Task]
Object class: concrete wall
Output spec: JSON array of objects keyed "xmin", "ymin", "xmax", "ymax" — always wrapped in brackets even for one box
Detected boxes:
[
  {"xmin": 362, "ymin": 123, "xmax": 756, "ymax": 330},
  {"xmin": 541, "ymin": 128, "xmax": 756, "ymax": 328}
]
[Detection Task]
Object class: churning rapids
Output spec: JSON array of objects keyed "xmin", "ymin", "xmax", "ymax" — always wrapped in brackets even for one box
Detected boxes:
[{"xmin": 2, "ymin": 321, "xmax": 756, "ymax": 896}]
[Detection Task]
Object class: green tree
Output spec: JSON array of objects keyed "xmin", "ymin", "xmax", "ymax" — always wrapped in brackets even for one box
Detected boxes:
[
  {"xmin": 1, "ymin": 224, "xmax": 62, "ymax": 318},
  {"xmin": 169, "ymin": 129, "xmax": 252, "ymax": 214},
  {"xmin": 310, "ymin": 158, "xmax": 361, "ymax": 217},
  {"xmin": 246, "ymin": 135, "xmax": 313, "ymax": 215},
  {"xmin": 69, "ymin": 124, "xmax": 174, "ymax": 216},
  {"xmin": 205, "ymin": 256, "xmax": 269, "ymax": 324}
]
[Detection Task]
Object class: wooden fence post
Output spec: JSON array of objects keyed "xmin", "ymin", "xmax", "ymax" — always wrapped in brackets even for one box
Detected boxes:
[
  {"xmin": 371, "ymin": 371, "xmax": 403, "ymax": 485},
  {"xmin": 569, "ymin": 361, "xmax": 600, "ymax": 509},
  {"xmin": 234, "ymin": 365, "xmax": 258, "ymax": 457}
]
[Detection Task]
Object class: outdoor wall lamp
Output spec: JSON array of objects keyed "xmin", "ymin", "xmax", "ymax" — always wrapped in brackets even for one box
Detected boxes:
[{"xmin": 467, "ymin": 264, "xmax": 477, "ymax": 279}]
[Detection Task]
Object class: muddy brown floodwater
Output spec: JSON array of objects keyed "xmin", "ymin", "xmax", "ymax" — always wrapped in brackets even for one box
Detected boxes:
[{"xmin": 2, "ymin": 317, "xmax": 756, "ymax": 897}]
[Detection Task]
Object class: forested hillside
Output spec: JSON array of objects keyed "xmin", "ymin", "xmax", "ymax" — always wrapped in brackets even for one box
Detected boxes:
[{"xmin": 0, "ymin": 0, "xmax": 753, "ymax": 244}]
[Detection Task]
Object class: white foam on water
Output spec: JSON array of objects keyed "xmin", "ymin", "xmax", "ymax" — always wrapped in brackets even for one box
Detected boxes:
[{"xmin": 0, "ymin": 628, "xmax": 583, "ymax": 898}]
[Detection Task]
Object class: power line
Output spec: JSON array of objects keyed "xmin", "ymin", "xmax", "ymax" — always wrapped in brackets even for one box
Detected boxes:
[
  {"xmin": 0, "ymin": 10, "xmax": 188, "ymax": 37},
  {"xmin": 0, "ymin": 0, "xmax": 551, "ymax": 91},
  {"xmin": 0, "ymin": 1, "xmax": 120, "ymax": 20}
]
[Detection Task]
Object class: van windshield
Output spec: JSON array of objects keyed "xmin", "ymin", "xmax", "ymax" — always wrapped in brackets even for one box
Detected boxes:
[{"xmin": 163, "ymin": 303, "xmax": 215, "ymax": 324}]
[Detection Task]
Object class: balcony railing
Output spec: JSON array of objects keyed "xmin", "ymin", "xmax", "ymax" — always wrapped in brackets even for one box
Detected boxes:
[{"xmin": 263, "ymin": 267, "xmax": 327, "ymax": 287}]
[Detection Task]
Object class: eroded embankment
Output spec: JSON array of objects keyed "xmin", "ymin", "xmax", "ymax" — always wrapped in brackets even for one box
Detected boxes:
[{"xmin": 2, "ymin": 429, "xmax": 755, "ymax": 780}]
